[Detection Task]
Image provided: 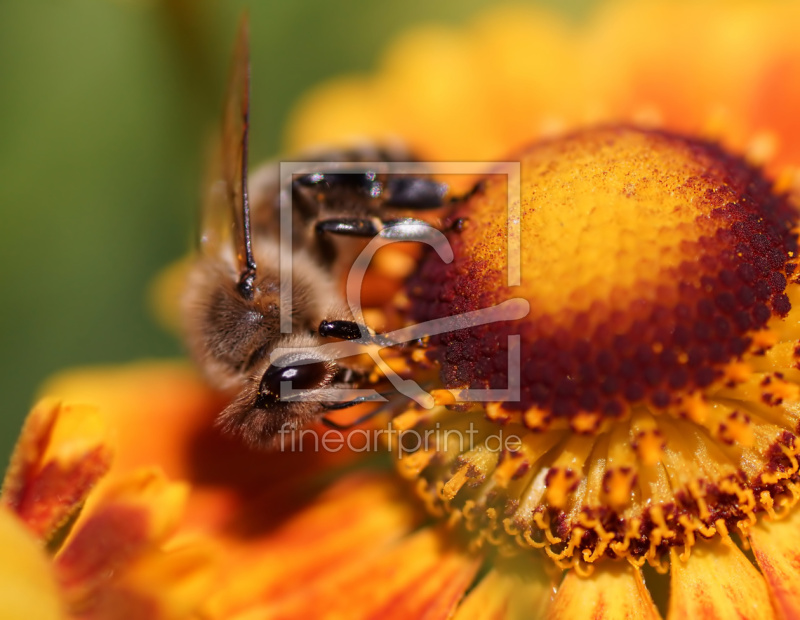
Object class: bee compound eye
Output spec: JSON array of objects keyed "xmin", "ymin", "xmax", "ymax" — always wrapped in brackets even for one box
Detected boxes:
[{"xmin": 255, "ymin": 359, "xmax": 333, "ymax": 407}]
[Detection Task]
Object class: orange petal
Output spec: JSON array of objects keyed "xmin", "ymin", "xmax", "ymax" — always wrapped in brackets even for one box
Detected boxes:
[
  {"xmin": 1, "ymin": 398, "xmax": 112, "ymax": 541},
  {"xmin": 204, "ymin": 472, "xmax": 426, "ymax": 617},
  {"xmin": 749, "ymin": 507, "xmax": 800, "ymax": 620},
  {"xmin": 39, "ymin": 362, "xmax": 222, "ymax": 481},
  {"xmin": 38, "ymin": 362, "xmax": 365, "ymax": 536},
  {"xmin": 668, "ymin": 539, "xmax": 773, "ymax": 620},
  {"xmin": 74, "ymin": 543, "xmax": 218, "ymax": 620},
  {"xmin": 288, "ymin": 2, "xmax": 800, "ymax": 175},
  {"xmin": 453, "ymin": 554, "xmax": 555, "ymax": 620},
  {"xmin": 54, "ymin": 468, "xmax": 190, "ymax": 614},
  {"xmin": 233, "ymin": 526, "xmax": 482, "ymax": 620},
  {"xmin": 548, "ymin": 562, "xmax": 661, "ymax": 620},
  {"xmin": 0, "ymin": 507, "xmax": 65, "ymax": 620}
]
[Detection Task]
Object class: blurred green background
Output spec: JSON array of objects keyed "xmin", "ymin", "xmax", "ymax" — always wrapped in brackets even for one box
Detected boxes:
[{"xmin": 0, "ymin": 0, "xmax": 595, "ymax": 463}]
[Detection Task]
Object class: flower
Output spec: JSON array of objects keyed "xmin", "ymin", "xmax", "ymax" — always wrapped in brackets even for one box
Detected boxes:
[
  {"xmin": 285, "ymin": 3, "xmax": 800, "ymax": 614},
  {"xmin": 5, "ymin": 1, "xmax": 800, "ymax": 619}
]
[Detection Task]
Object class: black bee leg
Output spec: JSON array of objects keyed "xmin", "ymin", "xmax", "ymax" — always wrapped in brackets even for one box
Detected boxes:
[
  {"xmin": 318, "ymin": 319, "xmax": 395, "ymax": 347},
  {"xmin": 316, "ymin": 217, "xmax": 439, "ymax": 242},
  {"xmin": 294, "ymin": 172, "xmax": 447, "ymax": 212},
  {"xmin": 383, "ymin": 178, "xmax": 448, "ymax": 209},
  {"xmin": 320, "ymin": 393, "xmax": 388, "ymax": 414},
  {"xmin": 449, "ymin": 217, "xmax": 467, "ymax": 232},
  {"xmin": 318, "ymin": 319, "xmax": 366, "ymax": 341}
]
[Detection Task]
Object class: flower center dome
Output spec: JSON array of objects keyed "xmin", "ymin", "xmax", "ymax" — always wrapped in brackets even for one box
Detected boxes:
[{"xmin": 408, "ymin": 126, "xmax": 797, "ymax": 427}]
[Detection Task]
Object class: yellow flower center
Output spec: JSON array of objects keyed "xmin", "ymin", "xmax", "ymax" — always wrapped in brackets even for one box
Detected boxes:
[{"xmin": 389, "ymin": 125, "xmax": 800, "ymax": 570}]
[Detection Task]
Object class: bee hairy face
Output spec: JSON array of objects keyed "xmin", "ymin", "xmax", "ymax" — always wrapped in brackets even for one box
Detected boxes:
[{"xmin": 183, "ymin": 258, "xmax": 280, "ymax": 389}]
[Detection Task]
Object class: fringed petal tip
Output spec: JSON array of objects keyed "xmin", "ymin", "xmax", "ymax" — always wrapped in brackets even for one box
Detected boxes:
[
  {"xmin": 1, "ymin": 396, "xmax": 219, "ymax": 620},
  {"xmin": 2, "ymin": 398, "xmax": 113, "ymax": 541}
]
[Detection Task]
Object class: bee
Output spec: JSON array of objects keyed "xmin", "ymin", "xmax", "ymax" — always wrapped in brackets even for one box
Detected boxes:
[{"xmin": 182, "ymin": 18, "xmax": 450, "ymax": 448}]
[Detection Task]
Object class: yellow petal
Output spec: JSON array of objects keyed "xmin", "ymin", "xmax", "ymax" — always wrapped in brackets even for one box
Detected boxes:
[
  {"xmin": 749, "ymin": 507, "xmax": 800, "ymax": 620},
  {"xmin": 2, "ymin": 399, "xmax": 112, "ymax": 541},
  {"xmin": 453, "ymin": 554, "xmax": 555, "ymax": 620},
  {"xmin": 668, "ymin": 539, "xmax": 773, "ymax": 620},
  {"xmin": 548, "ymin": 562, "xmax": 661, "ymax": 620},
  {"xmin": 0, "ymin": 507, "xmax": 64, "ymax": 620},
  {"xmin": 286, "ymin": 76, "xmax": 389, "ymax": 153},
  {"xmin": 288, "ymin": 1, "xmax": 800, "ymax": 174},
  {"xmin": 147, "ymin": 256, "xmax": 191, "ymax": 335}
]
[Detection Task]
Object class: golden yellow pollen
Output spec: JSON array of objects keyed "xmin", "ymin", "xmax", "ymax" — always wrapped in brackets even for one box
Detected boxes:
[
  {"xmin": 752, "ymin": 329, "xmax": 780, "ymax": 352},
  {"xmin": 603, "ymin": 467, "xmax": 636, "ymax": 510},
  {"xmin": 544, "ymin": 469, "xmax": 577, "ymax": 510},
  {"xmin": 523, "ymin": 407, "xmax": 550, "ymax": 431},
  {"xmin": 683, "ymin": 392, "xmax": 709, "ymax": 424},
  {"xmin": 431, "ymin": 389, "xmax": 458, "ymax": 407},
  {"xmin": 486, "ymin": 402, "xmax": 515, "ymax": 424},
  {"xmin": 373, "ymin": 246, "xmax": 418, "ymax": 278},
  {"xmin": 570, "ymin": 412, "xmax": 602, "ymax": 434},
  {"xmin": 724, "ymin": 362, "xmax": 753, "ymax": 384}
]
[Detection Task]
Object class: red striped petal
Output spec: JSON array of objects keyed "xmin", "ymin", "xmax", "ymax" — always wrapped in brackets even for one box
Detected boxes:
[
  {"xmin": 549, "ymin": 562, "xmax": 661, "ymax": 620},
  {"xmin": 2, "ymin": 399, "xmax": 112, "ymax": 541},
  {"xmin": 668, "ymin": 539, "xmax": 773, "ymax": 620},
  {"xmin": 749, "ymin": 509, "xmax": 800, "ymax": 620}
]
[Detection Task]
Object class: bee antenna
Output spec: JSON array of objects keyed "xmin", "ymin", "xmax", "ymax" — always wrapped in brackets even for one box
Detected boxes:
[{"xmin": 236, "ymin": 18, "xmax": 257, "ymax": 300}]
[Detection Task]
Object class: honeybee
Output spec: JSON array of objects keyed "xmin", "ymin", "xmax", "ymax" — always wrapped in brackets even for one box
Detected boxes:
[{"xmin": 182, "ymin": 18, "xmax": 450, "ymax": 448}]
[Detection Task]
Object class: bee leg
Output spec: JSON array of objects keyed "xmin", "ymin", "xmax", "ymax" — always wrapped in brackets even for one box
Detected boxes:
[
  {"xmin": 319, "ymin": 319, "xmax": 397, "ymax": 348},
  {"xmin": 320, "ymin": 393, "xmax": 387, "ymax": 414},
  {"xmin": 294, "ymin": 174, "xmax": 447, "ymax": 212},
  {"xmin": 383, "ymin": 178, "xmax": 448, "ymax": 209},
  {"xmin": 316, "ymin": 217, "xmax": 439, "ymax": 242},
  {"xmin": 318, "ymin": 319, "xmax": 366, "ymax": 340}
]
